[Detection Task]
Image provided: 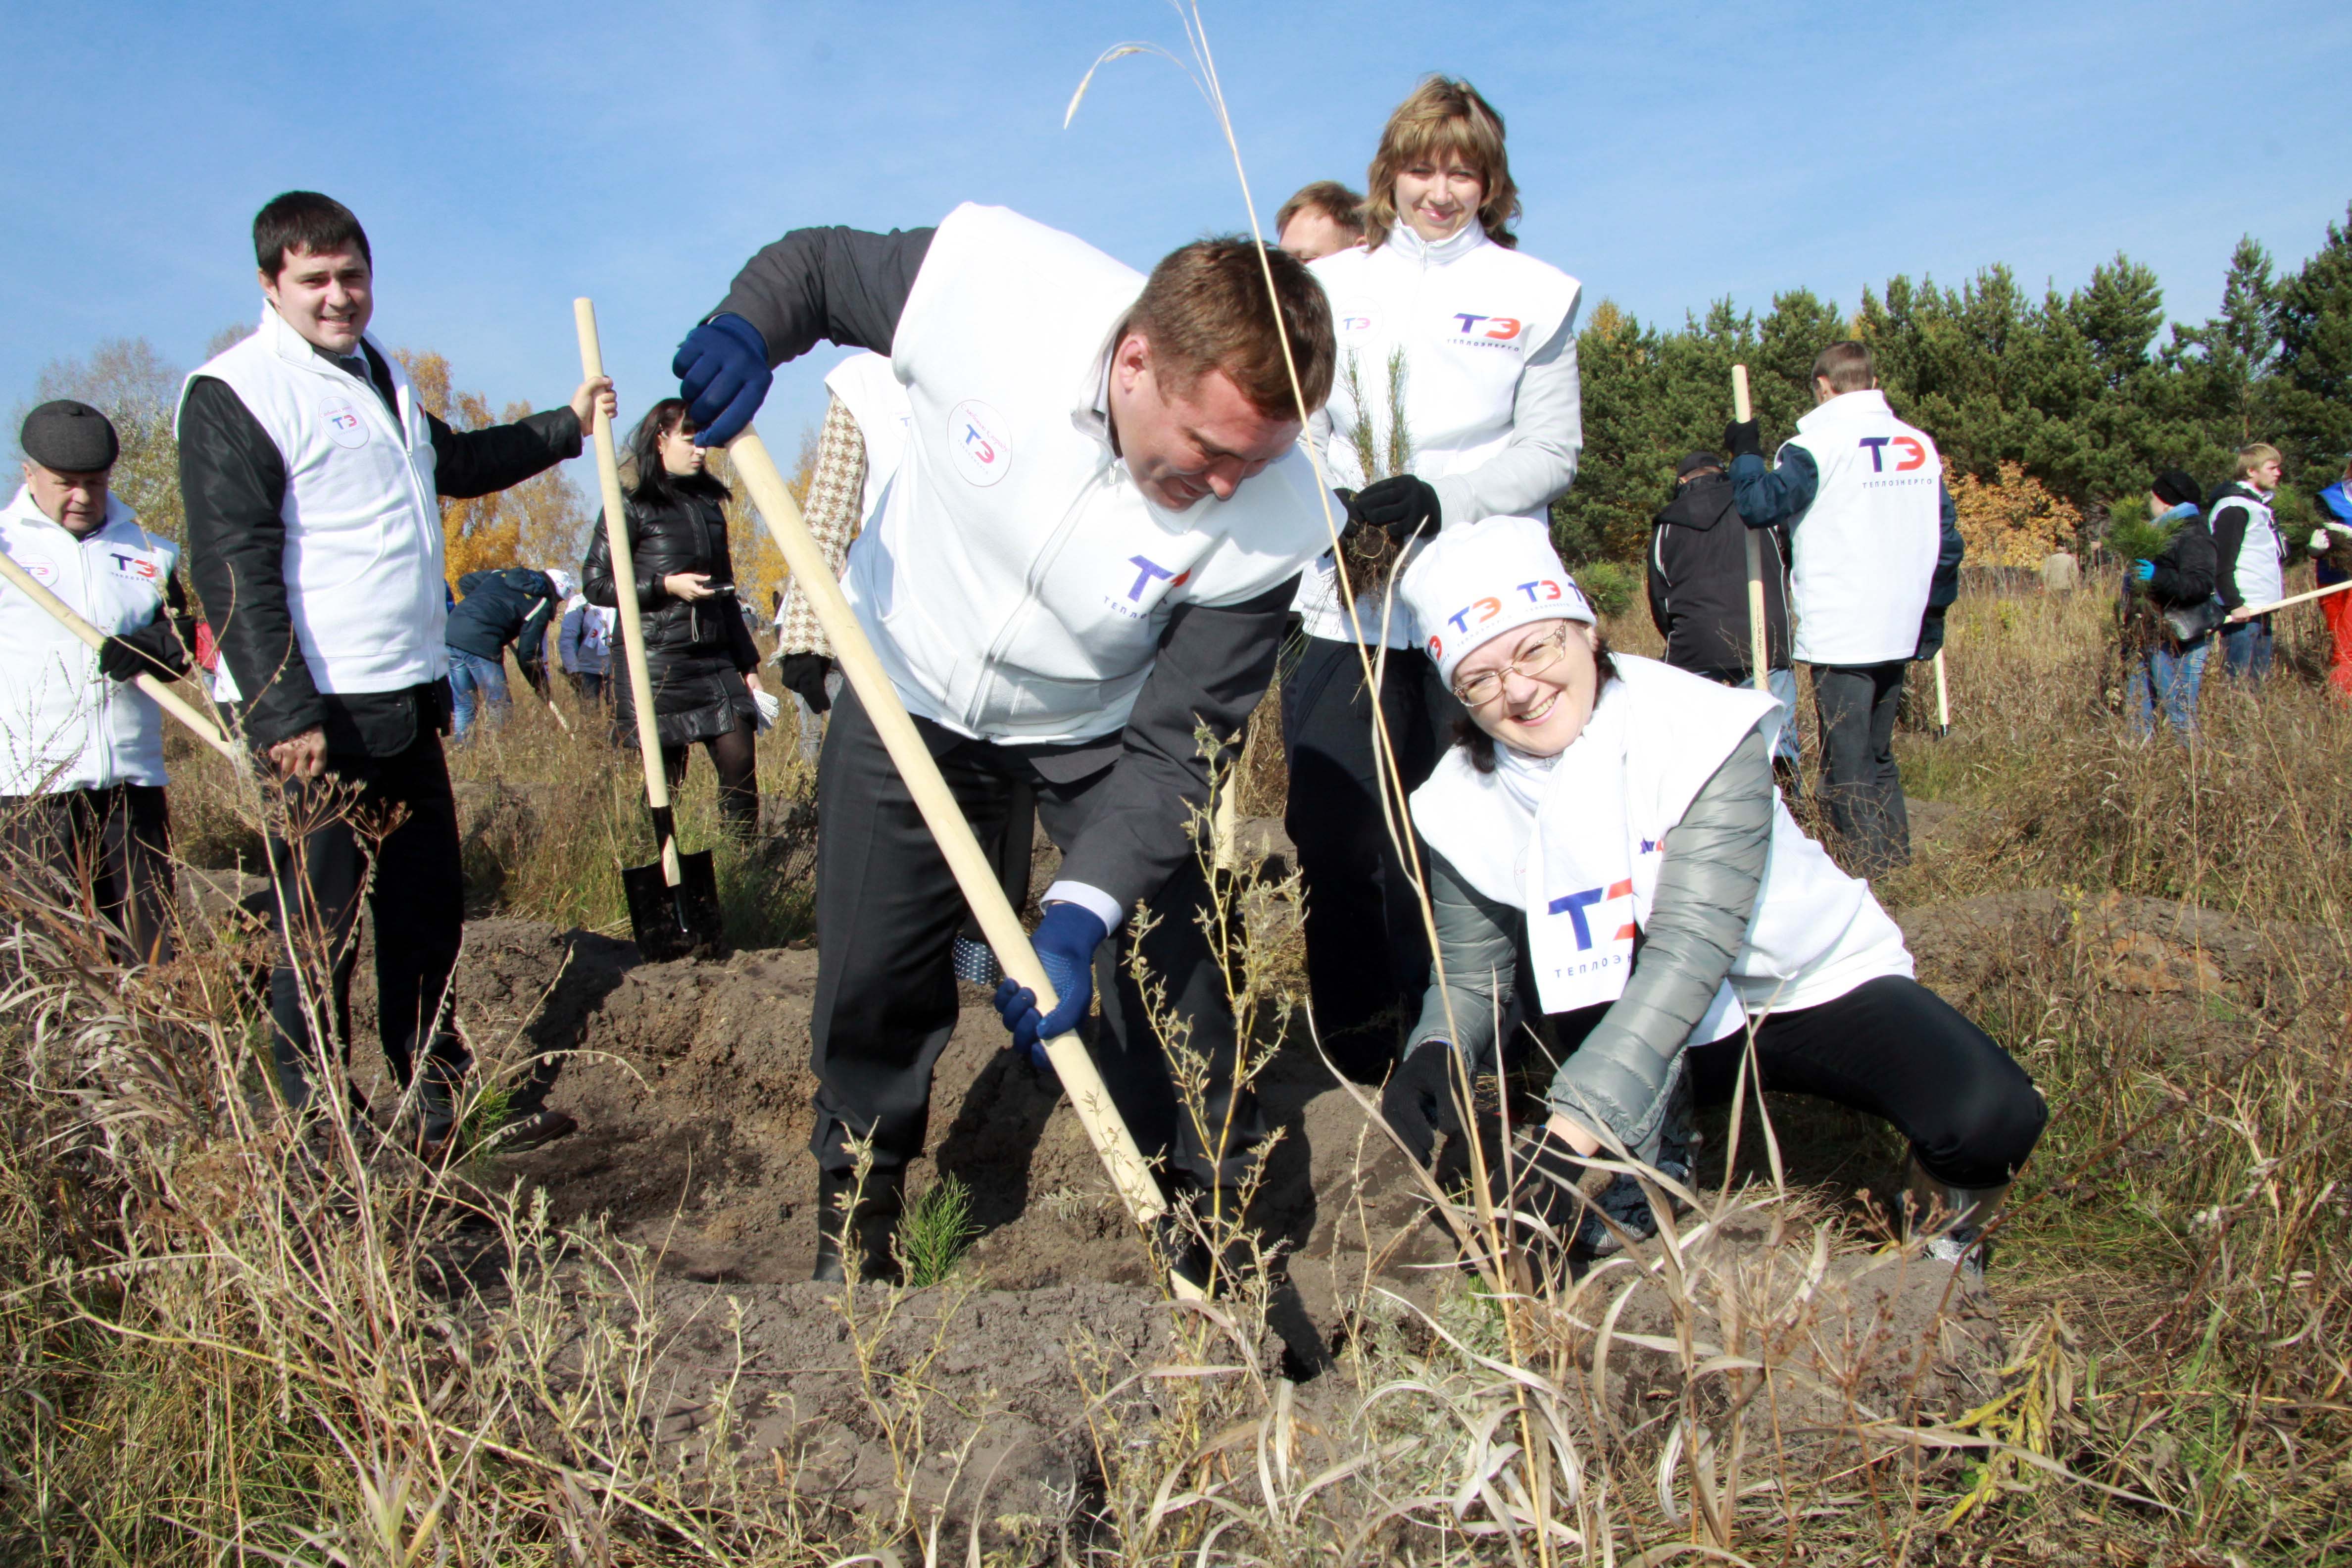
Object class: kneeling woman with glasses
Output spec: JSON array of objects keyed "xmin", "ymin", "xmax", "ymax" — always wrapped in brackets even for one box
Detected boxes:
[{"xmin": 1380, "ymin": 519, "xmax": 2045, "ymax": 1274}]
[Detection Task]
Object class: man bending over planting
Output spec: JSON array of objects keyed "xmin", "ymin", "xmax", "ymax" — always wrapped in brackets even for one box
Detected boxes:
[{"xmin": 676, "ymin": 207, "xmax": 1336, "ymax": 1286}]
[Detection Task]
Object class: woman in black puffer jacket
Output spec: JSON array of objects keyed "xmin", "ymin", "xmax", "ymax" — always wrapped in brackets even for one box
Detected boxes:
[{"xmin": 583, "ymin": 398, "xmax": 765, "ymax": 839}]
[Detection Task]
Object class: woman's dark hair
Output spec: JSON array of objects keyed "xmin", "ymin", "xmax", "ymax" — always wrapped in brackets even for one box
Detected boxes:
[
  {"xmin": 624, "ymin": 398, "xmax": 732, "ymax": 509},
  {"xmin": 1453, "ymin": 632, "xmax": 1616, "ymax": 774}
]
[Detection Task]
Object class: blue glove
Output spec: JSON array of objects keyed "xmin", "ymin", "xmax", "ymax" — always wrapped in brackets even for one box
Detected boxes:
[
  {"xmin": 672, "ymin": 314, "xmax": 771, "ymax": 447},
  {"xmin": 989, "ymin": 902, "xmax": 1110, "ymax": 1070},
  {"xmin": 2132, "ymin": 560, "xmax": 2156, "ymax": 584}
]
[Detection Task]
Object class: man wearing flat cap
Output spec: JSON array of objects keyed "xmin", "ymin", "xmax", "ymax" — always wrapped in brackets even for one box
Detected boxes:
[
  {"xmin": 0, "ymin": 400, "xmax": 195, "ymax": 963},
  {"xmin": 178, "ymin": 190, "xmax": 612, "ymax": 1156}
]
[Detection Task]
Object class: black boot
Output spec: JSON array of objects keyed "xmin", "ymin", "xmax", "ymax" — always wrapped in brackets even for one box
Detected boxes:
[{"xmin": 810, "ymin": 1165, "xmax": 906, "ymax": 1284}]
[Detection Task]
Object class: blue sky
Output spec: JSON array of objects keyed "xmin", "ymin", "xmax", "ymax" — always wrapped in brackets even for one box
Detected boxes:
[{"xmin": 7, "ymin": 0, "xmax": 2349, "ymax": 454}]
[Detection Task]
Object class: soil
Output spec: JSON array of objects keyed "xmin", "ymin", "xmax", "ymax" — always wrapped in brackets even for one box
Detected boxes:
[{"xmin": 293, "ymin": 814, "xmax": 2339, "ymax": 1538}]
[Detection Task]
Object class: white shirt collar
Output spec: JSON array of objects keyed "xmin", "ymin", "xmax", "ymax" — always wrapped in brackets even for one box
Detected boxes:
[{"xmin": 1382, "ymin": 220, "xmax": 1490, "ymax": 266}]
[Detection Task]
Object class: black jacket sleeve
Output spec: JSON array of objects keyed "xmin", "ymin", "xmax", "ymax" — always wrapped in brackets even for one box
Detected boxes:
[
  {"xmin": 1056, "ymin": 575, "xmax": 1300, "ymax": 913},
  {"xmin": 515, "ymin": 588, "xmax": 556, "ymax": 671},
  {"xmin": 1913, "ymin": 482, "xmax": 1964, "ymax": 660},
  {"xmin": 2148, "ymin": 519, "xmax": 2218, "ymax": 606},
  {"xmin": 106, "ymin": 571, "xmax": 195, "ymax": 680},
  {"xmin": 2210, "ymin": 499, "xmax": 2251, "ymax": 610},
  {"xmin": 1645, "ymin": 524, "xmax": 1672, "ymax": 642},
  {"xmin": 429, "ymin": 407, "xmax": 583, "ymax": 499},
  {"xmin": 724, "ymin": 599, "xmax": 760, "ymax": 674},
  {"xmin": 710, "ymin": 226, "xmax": 937, "ymax": 366},
  {"xmin": 581, "ymin": 512, "xmax": 622, "ymax": 608},
  {"xmin": 178, "ymin": 374, "xmax": 321, "ymax": 750}
]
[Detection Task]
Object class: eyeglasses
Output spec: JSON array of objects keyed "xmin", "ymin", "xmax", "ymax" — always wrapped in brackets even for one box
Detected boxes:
[{"xmin": 1451, "ymin": 623, "xmax": 1574, "ymax": 708}]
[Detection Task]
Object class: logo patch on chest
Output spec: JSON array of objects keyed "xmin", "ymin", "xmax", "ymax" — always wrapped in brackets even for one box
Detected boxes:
[
  {"xmin": 105, "ymin": 550, "xmax": 162, "ymax": 583},
  {"xmin": 1443, "ymin": 311, "xmax": 1527, "ymax": 351},
  {"xmin": 947, "ymin": 400, "xmax": 1011, "ymax": 488},
  {"xmin": 320, "ymin": 395, "xmax": 370, "ymax": 450}
]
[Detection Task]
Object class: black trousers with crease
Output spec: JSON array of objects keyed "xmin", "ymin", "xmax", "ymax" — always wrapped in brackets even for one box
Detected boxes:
[
  {"xmin": 263, "ymin": 729, "xmax": 466, "ymax": 1115},
  {"xmin": 1809, "ymin": 660, "xmax": 1911, "ymax": 875},
  {"xmin": 2, "ymin": 783, "xmax": 175, "ymax": 965},
  {"xmin": 808, "ymin": 686, "xmax": 1261, "ymax": 1193},
  {"xmin": 1280, "ymin": 635, "xmax": 1461, "ymax": 1079}
]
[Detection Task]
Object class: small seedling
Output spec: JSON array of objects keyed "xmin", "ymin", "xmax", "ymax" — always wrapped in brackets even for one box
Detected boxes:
[{"xmin": 894, "ymin": 1174, "xmax": 979, "ymax": 1288}]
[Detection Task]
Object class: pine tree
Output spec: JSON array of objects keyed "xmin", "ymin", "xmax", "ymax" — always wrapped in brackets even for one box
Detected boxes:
[{"xmin": 2272, "ymin": 203, "xmax": 2352, "ymax": 483}]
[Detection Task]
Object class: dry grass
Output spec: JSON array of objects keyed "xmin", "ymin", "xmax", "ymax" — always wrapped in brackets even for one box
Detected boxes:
[{"xmin": 3, "ymin": 577, "xmax": 2351, "ymax": 1563}]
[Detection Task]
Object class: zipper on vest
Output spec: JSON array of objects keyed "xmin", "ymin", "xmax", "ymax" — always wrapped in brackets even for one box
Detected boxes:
[{"xmin": 970, "ymin": 464, "xmax": 1115, "ymax": 731}]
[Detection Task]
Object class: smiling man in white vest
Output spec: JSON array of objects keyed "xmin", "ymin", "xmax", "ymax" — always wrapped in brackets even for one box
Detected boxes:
[
  {"xmin": 1, "ymin": 401, "xmax": 195, "ymax": 964},
  {"xmin": 673, "ymin": 207, "xmax": 1336, "ymax": 1285},
  {"xmin": 179, "ymin": 190, "xmax": 613, "ymax": 1156},
  {"xmin": 1727, "ymin": 341, "xmax": 1961, "ymax": 877}
]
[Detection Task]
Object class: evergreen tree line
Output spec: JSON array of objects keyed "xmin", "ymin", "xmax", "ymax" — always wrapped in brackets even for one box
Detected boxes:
[{"xmin": 1553, "ymin": 200, "xmax": 2352, "ymax": 567}]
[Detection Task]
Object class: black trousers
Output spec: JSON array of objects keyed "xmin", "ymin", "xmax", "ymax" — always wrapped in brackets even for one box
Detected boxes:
[
  {"xmin": 1677, "ymin": 974, "xmax": 2045, "ymax": 1189},
  {"xmin": 264, "ymin": 730, "xmax": 466, "ymax": 1115},
  {"xmin": 1810, "ymin": 661, "xmax": 1911, "ymax": 875},
  {"xmin": 1280, "ymin": 636, "xmax": 1462, "ymax": 1078},
  {"xmin": 2, "ymin": 784, "xmax": 175, "ymax": 965},
  {"xmin": 810, "ymin": 686, "xmax": 1261, "ymax": 1192},
  {"xmin": 567, "ymin": 670, "xmax": 606, "ymax": 705}
]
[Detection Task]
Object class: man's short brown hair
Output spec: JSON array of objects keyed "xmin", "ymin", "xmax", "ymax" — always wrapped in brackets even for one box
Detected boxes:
[
  {"xmin": 2234, "ymin": 442, "xmax": 2282, "ymax": 482},
  {"xmin": 1126, "ymin": 239, "xmax": 1336, "ymax": 419},
  {"xmin": 1811, "ymin": 341, "xmax": 1877, "ymax": 394},
  {"xmin": 1276, "ymin": 181, "xmax": 1364, "ymax": 241}
]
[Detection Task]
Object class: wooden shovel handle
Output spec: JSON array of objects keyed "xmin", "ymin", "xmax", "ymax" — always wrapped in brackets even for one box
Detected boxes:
[
  {"xmin": 1733, "ymin": 364, "xmax": 1769, "ymax": 693},
  {"xmin": 574, "ymin": 299, "xmax": 680, "ymax": 885},
  {"xmin": 726, "ymin": 425, "xmax": 1196, "ymax": 1292},
  {"xmin": 0, "ymin": 548, "xmax": 242, "ymax": 767}
]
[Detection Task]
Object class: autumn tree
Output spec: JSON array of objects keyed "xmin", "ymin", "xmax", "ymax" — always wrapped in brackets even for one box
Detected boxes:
[{"xmin": 394, "ymin": 348, "xmax": 593, "ymax": 583}]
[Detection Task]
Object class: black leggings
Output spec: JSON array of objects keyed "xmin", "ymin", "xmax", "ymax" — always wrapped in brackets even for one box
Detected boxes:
[
  {"xmin": 1687, "ymin": 975, "xmax": 2045, "ymax": 1189},
  {"xmin": 1558, "ymin": 974, "xmax": 2046, "ymax": 1190},
  {"xmin": 662, "ymin": 718, "xmax": 758, "ymax": 840}
]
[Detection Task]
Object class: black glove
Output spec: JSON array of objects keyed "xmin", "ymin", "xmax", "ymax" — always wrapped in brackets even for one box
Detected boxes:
[
  {"xmin": 1723, "ymin": 419, "xmax": 1763, "ymax": 461},
  {"xmin": 97, "ymin": 621, "xmax": 190, "ymax": 684},
  {"xmin": 774, "ymin": 652, "xmax": 833, "ymax": 715},
  {"xmin": 1499, "ymin": 1122, "xmax": 1589, "ymax": 1269},
  {"xmin": 1343, "ymin": 475, "xmax": 1442, "ymax": 548},
  {"xmin": 1380, "ymin": 1040, "xmax": 1469, "ymax": 1167}
]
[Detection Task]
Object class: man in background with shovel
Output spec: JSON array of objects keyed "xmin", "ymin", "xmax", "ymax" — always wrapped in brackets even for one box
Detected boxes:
[
  {"xmin": 676, "ymin": 205, "xmax": 1336, "ymax": 1283},
  {"xmin": 0, "ymin": 401, "xmax": 195, "ymax": 964},
  {"xmin": 180, "ymin": 191, "xmax": 612, "ymax": 1157}
]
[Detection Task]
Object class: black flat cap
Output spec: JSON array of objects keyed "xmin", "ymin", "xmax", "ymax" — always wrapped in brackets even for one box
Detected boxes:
[
  {"xmin": 1676, "ymin": 450, "xmax": 1723, "ymax": 478},
  {"xmin": 20, "ymin": 401, "xmax": 119, "ymax": 474}
]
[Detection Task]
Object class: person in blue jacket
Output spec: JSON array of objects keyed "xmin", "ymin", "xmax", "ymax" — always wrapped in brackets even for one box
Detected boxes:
[{"xmin": 445, "ymin": 565, "xmax": 558, "ymax": 741}]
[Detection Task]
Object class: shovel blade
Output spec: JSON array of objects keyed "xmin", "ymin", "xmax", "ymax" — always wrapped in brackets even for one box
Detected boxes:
[{"xmin": 622, "ymin": 849, "xmax": 726, "ymax": 962}]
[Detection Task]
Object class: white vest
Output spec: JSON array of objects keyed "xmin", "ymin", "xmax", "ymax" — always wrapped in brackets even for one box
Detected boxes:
[
  {"xmin": 1780, "ymin": 390, "xmax": 1941, "ymax": 665},
  {"xmin": 0, "ymin": 488, "xmax": 177, "ymax": 795},
  {"xmin": 842, "ymin": 204, "xmax": 1329, "ymax": 744},
  {"xmin": 824, "ymin": 351, "xmax": 912, "ymax": 523},
  {"xmin": 179, "ymin": 305, "xmax": 447, "ymax": 700},
  {"xmin": 2220, "ymin": 488, "xmax": 2284, "ymax": 608},
  {"xmin": 1411, "ymin": 655, "xmax": 1911, "ymax": 1024},
  {"xmin": 1295, "ymin": 225, "xmax": 1583, "ymax": 647}
]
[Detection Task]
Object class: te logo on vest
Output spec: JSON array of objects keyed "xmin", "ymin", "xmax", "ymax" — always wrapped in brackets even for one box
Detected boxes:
[
  {"xmin": 947, "ymin": 400, "xmax": 1011, "ymax": 488},
  {"xmin": 1547, "ymin": 879, "xmax": 1634, "ymax": 951},
  {"xmin": 1450, "ymin": 313, "xmax": 1524, "ymax": 349},
  {"xmin": 1858, "ymin": 435, "xmax": 1928, "ymax": 472},
  {"xmin": 107, "ymin": 551, "xmax": 160, "ymax": 582},
  {"xmin": 320, "ymin": 396, "xmax": 370, "ymax": 450},
  {"xmin": 1108, "ymin": 555, "xmax": 1191, "ymax": 620}
]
